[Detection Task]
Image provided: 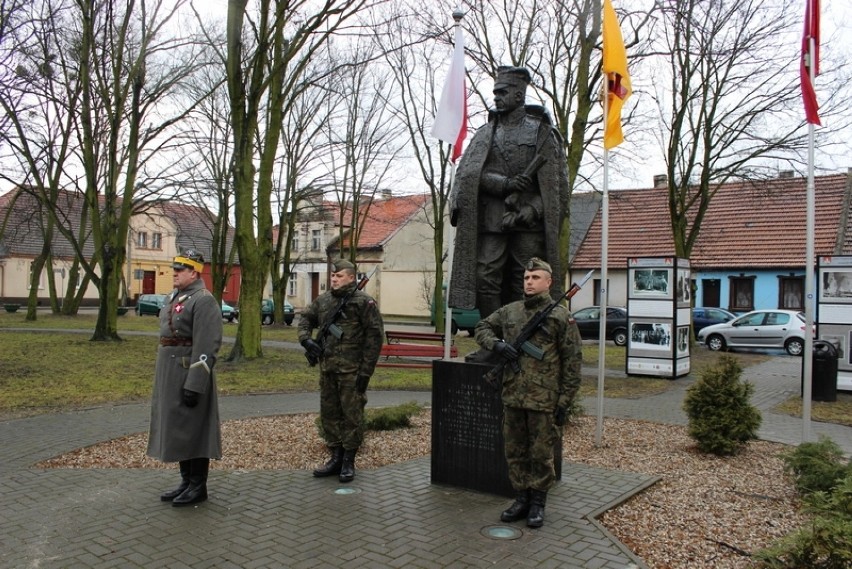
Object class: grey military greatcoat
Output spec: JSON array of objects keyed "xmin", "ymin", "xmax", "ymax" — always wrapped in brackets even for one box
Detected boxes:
[{"xmin": 147, "ymin": 279, "xmax": 223, "ymax": 462}]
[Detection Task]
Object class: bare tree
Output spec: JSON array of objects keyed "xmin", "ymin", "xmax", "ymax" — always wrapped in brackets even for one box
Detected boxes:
[
  {"xmin": 320, "ymin": 43, "xmax": 403, "ymax": 261},
  {"xmin": 658, "ymin": 0, "xmax": 852, "ymax": 258},
  {"xmin": 167, "ymin": 46, "xmax": 238, "ymax": 304},
  {"xmin": 0, "ymin": 0, "xmax": 91, "ymax": 318},
  {"xmin": 225, "ymin": 0, "xmax": 381, "ymax": 360},
  {"xmin": 377, "ymin": 4, "xmax": 455, "ymax": 331},
  {"xmin": 268, "ymin": 67, "xmax": 336, "ymax": 326},
  {"xmin": 71, "ymin": 0, "xmax": 212, "ymax": 340}
]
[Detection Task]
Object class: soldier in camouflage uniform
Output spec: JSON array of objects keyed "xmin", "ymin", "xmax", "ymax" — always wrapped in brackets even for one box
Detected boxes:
[
  {"xmin": 475, "ymin": 257, "xmax": 582, "ymax": 528},
  {"xmin": 298, "ymin": 259, "xmax": 384, "ymax": 483}
]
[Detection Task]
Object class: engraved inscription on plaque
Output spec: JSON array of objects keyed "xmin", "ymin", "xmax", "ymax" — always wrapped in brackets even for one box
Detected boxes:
[{"xmin": 441, "ymin": 379, "xmax": 500, "ymax": 451}]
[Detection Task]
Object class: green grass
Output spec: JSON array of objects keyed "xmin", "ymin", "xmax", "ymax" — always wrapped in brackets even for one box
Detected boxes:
[{"xmin": 2, "ymin": 311, "xmax": 841, "ymax": 425}]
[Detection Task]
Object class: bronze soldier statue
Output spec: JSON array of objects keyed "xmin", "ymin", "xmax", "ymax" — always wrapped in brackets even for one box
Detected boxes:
[
  {"xmin": 449, "ymin": 66, "xmax": 569, "ymax": 320},
  {"xmin": 474, "ymin": 258, "xmax": 582, "ymax": 528},
  {"xmin": 298, "ymin": 259, "xmax": 385, "ymax": 483}
]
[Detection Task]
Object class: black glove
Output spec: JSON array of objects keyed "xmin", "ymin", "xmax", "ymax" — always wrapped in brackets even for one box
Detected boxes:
[
  {"xmin": 356, "ymin": 374, "xmax": 370, "ymax": 394},
  {"xmin": 493, "ymin": 340, "xmax": 519, "ymax": 361},
  {"xmin": 301, "ymin": 338, "xmax": 323, "ymax": 359},
  {"xmin": 183, "ymin": 389, "xmax": 200, "ymax": 408},
  {"xmin": 554, "ymin": 407, "xmax": 567, "ymax": 427}
]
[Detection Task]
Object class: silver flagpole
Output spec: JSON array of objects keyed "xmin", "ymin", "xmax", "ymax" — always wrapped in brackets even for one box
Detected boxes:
[
  {"xmin": 595, "ymin": 84, "xmax": 610, "ymax": 447},
  {"xmin": 802, "ymin": 34, "xmax": 817, "ymax": 442},
  {"xmin": 444, "ymin": 158, "xmax": 458, "ymax": 360}
]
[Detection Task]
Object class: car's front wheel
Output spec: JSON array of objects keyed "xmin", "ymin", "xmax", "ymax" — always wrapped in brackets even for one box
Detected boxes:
[
  {"xmin": 785, "ymin": 338, "xmax": 805, "ymax": 356},
  {"xmin": 262, "ymin": 314, "xmax": 273, "ymax": 325},
  {"xmin": 707, "ymin": 334, "xmax": 726, "ymax": 351},
  {"xmin": 612, "ymin": 328, "xmax": 627, "ymax": 346}
]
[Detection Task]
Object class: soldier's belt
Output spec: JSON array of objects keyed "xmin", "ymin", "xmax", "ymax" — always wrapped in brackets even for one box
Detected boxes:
[{"xmin": 160, "ymin": 337, "xmax": 193, "ymax": 347}]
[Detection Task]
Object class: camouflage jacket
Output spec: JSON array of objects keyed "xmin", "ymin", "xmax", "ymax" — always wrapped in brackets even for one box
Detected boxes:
[
  {"xmin": 475, "ymin": 291, "xmax": 582, "ymax": 411},
  {"xmin": 297, "ymin": 282, "xmax": 385, "ymax": 376}
]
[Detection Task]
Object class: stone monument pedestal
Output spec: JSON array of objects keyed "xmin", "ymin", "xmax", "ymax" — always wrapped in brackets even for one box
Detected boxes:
[{"xmin": 431, "ymin": 360, "xmax": 561, "ymax": 498}]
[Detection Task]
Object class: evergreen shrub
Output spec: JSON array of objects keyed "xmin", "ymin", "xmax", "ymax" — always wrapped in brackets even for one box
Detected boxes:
[{"xmin": 682, "ymin": 354, "xmax": 761, "ymax": 455}]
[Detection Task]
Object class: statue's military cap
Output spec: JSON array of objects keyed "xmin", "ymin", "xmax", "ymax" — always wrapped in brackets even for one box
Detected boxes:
[
  {"xmin": 525, "ymin": 257, "xmax": 552, "ymax": 274},
  {"xmin": 494, "ymin": 66, "xmax": 531, "ymax": 89},
  {"xmin": 330, "ymin": 259, "xmax": 356, "ymax": 272}
]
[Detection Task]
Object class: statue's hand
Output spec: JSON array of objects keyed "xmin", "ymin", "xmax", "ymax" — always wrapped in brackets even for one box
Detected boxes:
[
  {"xmin": 516, "ymin": 204, "xmax": 539, "ymax": 227},
  {"xmin": 505, "ymin": 174, "xmax": 533, "ymax": 194}
]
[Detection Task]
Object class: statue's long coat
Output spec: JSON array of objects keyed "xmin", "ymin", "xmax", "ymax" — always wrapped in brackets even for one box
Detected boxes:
[{"xmin": 449, "ymin": 106, "xmax": 569, "ymax": 309}]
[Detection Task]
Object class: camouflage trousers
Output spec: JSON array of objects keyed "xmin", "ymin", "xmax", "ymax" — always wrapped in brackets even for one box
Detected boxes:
[
  {"xmin": 502, "ymin": 406, "xmax": 558, "ymax": 492},
  {"xmin": 319, "ymin": 371, "xmax": 367, "ymax": 450}
]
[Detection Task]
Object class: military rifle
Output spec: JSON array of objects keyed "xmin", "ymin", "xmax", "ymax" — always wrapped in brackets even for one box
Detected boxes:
[
  {"xmin": 305, "ymin": 267, "xmax": 377, "ymax": 366},
  {"xmin": 484, "ymin": 269, "xmax": 594, "ymax": 386}
]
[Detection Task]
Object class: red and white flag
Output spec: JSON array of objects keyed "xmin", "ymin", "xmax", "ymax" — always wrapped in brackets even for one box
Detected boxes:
[
  {"xmin": 431, "ymin": 24, "xmax": 467, "ymax": 162},
  {"xmin": 801, "ymin": 0, "xmax": 820, "ymax": 125}
]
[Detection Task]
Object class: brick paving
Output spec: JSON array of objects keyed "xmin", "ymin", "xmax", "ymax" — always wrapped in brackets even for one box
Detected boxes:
[{"xmin": 1, "ymin": 353, "xmax": 849, "ymax": 569}]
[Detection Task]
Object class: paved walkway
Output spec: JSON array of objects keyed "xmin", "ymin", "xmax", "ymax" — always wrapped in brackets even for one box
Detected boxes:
[{"xmin": 0, "ymin": 353, "xmax": 849, "ymax": 568}]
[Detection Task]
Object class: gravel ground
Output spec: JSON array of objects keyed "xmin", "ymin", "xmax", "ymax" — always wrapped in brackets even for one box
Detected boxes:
[{"xmin": 38, "ymin": 411, "xmax": 805, "ymax": 569}]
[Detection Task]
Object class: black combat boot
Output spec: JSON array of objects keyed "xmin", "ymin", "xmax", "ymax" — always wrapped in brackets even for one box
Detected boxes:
[
  {"xmin": 172, "ymin": 458, "xmax": 209, "ymax": 507},
  {"xmin": 338, "ymin": 448, "xmax": 357, "ymax": 483},
  {"xmin": 160, "ymin": 460, "xmax": 191, "ymax": 502},
  {"xmin": 526, "ymin": 490, "xmax": 547, "ymax": 528},
  {"xmin": 313, "ymin": 446, "xmax": 344, "ymax": 477},
  {"xmin": 500, "ymin": 490, "xmax": 530, "ymax": 522}
]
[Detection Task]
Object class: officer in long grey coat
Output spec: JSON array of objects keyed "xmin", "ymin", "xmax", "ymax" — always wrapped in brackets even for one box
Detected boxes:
[{"xmin": 147, "ymin": 249, "xmax": 223, "ymax": 507}]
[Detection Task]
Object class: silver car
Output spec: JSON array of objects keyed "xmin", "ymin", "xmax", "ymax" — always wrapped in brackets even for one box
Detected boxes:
[{"xmin": 697, "ymin": 309, "xmax": 808, "ymax": 356}]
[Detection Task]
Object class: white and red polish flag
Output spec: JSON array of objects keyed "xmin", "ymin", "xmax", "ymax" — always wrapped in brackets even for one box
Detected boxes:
[{"xmin": 431, "ymin": 23, "xmax": 467, "ymax": 162}]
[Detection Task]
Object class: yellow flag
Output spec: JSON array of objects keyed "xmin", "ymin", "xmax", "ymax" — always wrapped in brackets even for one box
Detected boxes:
[{"xmin": 602, "ymin": 0, "xmax": 631, "ymax": 149}]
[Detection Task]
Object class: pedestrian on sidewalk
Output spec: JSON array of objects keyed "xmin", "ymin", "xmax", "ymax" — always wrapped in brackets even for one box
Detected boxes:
[
  {"xmin": 298, "ymin": 259, "xmax": 384, "ymax": 483},
  {"xmin": 475, "ymin": 257, "xmax": 582, "ymax": 528},
  {"xmin": 146, "ymin": 249, "xmax": 223, "ymax": 507}
]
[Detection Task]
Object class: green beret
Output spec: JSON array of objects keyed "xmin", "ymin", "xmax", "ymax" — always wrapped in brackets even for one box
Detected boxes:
[
  {"xmin": 330, "ymin": 259, "xmax": 356, "ymax": 272},
  {"xmin": 525, "ymin": 257, "xmax": 552, "ymax": 274}
]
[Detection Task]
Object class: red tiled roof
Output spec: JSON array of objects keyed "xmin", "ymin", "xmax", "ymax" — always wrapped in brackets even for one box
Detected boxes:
[
  {"xmin": 332, "ymin": 194, "xmax": 431, "ymax": 250},
  {"xmin": 572, "ymin": 173, "xmax": 851, "ymax": 269}
]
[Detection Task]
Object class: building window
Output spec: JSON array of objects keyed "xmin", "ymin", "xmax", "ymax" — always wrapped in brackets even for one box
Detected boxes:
[
  {"xmin": 152, "ymin": 232, "xmax": 162, "ymax": 250},
  {"xmin": 311, "ymin": 229, "xmax": 321, "ymax": 251},
  {"xmin": 729, "ymin": 276, "xmax": 755, "ymax": 312},
  {"xmin": 592, "ymin": 278, "xmax": 609, "ymax": 306},
  {"xmin": 29, "ymin": 262, "xmax": 44, "ymax": 289},
  {"xmin": 779, "ymin": 276, "xmax": 804, "ymax": 310},
  {"xmin": 137, "ymin": 232, "xmax": 147, "ymax": 248},
  {"xmin": 291, "ymin": 237, "xmax": 299, "ymax": 252},
  {"xmin": 288, "ymin": 273, "xmax": 297, "ymax": 296}
]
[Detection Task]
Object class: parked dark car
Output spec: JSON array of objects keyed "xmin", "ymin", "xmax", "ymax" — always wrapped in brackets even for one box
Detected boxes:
[
  {"xmin": 261, "ymin": 298, "xmax": 295, "ymax": 325},
  {"xmin": 430, "ymin": 286, "xmax": 481, "ymax": 335},
  {"xmin": 691, "ymin": 307, "xmax": 736, "ymax": 337},
  {"xmin": 135, "ymin": 294, "xmax": 166, "ymax": 316},
  {"xmin": 572, "ymin": 306, "xmax": 628, "ymax": 346},
  {"xmin": 222, "ymin": 301, "xmax": 238, "ymax": 323}
]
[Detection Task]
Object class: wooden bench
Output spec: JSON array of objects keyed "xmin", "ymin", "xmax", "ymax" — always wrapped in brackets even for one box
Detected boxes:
[{"xmin": 377, "ymin": 330, "xmax": 458, "ymax": 368}]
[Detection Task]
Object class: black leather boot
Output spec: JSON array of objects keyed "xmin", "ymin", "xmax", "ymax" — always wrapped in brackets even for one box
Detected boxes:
[
  {"xmin": 500, "ymin": 490, "xmax": 530, "ymax": 522},
  {"xmin": 313, "ymin": 446, "xmax": 344, "ymax": 478},
  {"xmin": 160, "ymin": 460, "xmax": 191, "ymax": 502},
  {"xmin": 173, "ymin": 458, "xmax": 209, "ymax": 507},
  {"xmin": 338, "ymin": 448, "xmax": 357, "ymax": 483},
  {"xmin": 526, "ymin": 490, "xmax": 547, "ymax": 528}
]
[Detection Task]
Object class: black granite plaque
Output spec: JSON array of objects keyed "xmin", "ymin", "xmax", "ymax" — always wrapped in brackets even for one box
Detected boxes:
[{"xmin": 431, "ymin": 360, "xmax": 562, "ymax": 498}]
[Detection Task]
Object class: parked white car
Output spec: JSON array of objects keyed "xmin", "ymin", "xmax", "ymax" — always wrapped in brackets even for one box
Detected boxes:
[{"xmin": 697, "ymin": 309, "xmax": 808, "ymax": 356}]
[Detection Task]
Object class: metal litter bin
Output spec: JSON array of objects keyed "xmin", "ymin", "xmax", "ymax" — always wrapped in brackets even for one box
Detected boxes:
[{"xmin": 802, "ymin": 340, "xmax": 838, "ymax": 402}]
